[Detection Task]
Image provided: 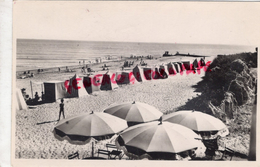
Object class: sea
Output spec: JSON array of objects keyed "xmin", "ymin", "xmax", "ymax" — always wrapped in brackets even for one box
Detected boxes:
[{"xmin": 16, "ymin": 39, "xmax": 256, "ymax": 71}]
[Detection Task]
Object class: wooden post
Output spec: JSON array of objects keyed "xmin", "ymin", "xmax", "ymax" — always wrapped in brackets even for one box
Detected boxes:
[{"xmin": 30, "ymin": 81, "xmax": 33, "ymax": 98}]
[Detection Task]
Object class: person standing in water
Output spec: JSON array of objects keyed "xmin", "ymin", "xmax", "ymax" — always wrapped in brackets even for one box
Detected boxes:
[{"xmin": 58, "ymin": 98, "xmax": 65, "ymax": 121}]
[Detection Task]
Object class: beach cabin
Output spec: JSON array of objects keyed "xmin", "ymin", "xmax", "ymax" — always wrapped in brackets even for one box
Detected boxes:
[{"xmin": 43, "ymin": 81, "xmax": 68, "ymax": 102}]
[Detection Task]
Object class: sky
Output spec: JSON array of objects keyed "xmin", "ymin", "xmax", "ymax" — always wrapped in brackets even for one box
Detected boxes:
[{"xmin": 13, "ymin": 1, "xmax": 260, "ymax": 45}]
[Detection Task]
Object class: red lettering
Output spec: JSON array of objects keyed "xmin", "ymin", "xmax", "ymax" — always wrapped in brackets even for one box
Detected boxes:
[
  {"xmin": 83, "ymin": 78, "xmax": 92, "ymax": 87},
  {"xmin": 204, "ymin": 61, "xmax": 211, "ymax": 72},
  {"xmin": 186, "ymin": 64, "xmax": 196, "ymax": 75},
  {"xmin": 144, "ymin": 69, "xmax": 152, "ymax": 80},
  {"xmin": 196, "ymin": 61, "xmax": 202, "ymax": 74},
  {"xmin": 111, "ymin": 73, "xmax": 117, "ymax": 84},
  {"xmin": 72, "ymin": 78, "xmax": 82, "ymax": 90},
  {"xmin": 116, "ymin": 74, "xmax": 122, "ymax": 82},
  {"xmin": 93, "ymin": 74, "xmax": 102, "ymax": 86},
  {"xmin": 135, "ymin": 71, "xmax": 141, "ymax": 81},
  {"xmin": 168, "ymin": 67, "xmax": 176, "ymax": 76},
  {"xmin": 152, "ymin": 70, "xmax": 159, "ymax": 80},
  {"xmin": 64, "ymin": 80, "xmax": 69, "ymax": 89},
  {"xmin": 129, "ymin": 72, "xmax": 135, "ymax": 84},
  {"xmin": 102, "ymin": 74, "xmax": 110, "ymax": 85},
  {"xmin": 64, "ymin": 80, "xmax": 72, "ymax": 94},
  {"xmin": 180, "ymin": 65, "xmax": 184, "ymax": 75}
]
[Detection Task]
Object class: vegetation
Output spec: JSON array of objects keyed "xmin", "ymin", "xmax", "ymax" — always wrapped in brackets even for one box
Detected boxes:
[
  {"xmin": 177, "ymin": 52, "xmax": 257, "ymax": 114},
  {"xmin": 174, "ymin": 52, "xmax": 257, "ymax": 156}
]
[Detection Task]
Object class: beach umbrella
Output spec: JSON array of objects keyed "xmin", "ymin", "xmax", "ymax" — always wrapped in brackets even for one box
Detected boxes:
[
  {"xmin": 162, "ymin": 110, "xmax": 228, "ymax": 136},
  {"xmin": 53, "ymin": 111, "xmax": 128, "ymax": 157},
  {"xmin": 104, "ymin": 101, "xmax": 163, "ymax": 126},
  {"xmin": 117, "ymin": 121, "xmax": 201, "ymax": 155}
]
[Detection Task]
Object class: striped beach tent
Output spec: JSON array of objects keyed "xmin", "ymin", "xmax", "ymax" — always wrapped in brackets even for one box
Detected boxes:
[
  {"xmin": 16, "ymin": 88, "xmax": 27, "ymax": 110},
  {"xmin": 82, "ymin": 74, "xmax": 101, "ymax": 94},
  {"xmin": 115, "ymin": 71, "xmax": 138, "ymax": 85},
  {"xmin": 193, "ymin": 58, "xmax": 199, "ymax": 69},
  {"xmin": 182, "ymin": 61, "xmax": 191, "ymax": 71},
  {"xmin": 159, "ymin": 65, "xmax": 169, "ymax": 76},
  {"xmin": 132, "ymin": 65, "xmax": 147, "ymax": 82},
  {"xmin": 100, "ymin": 72, "xmax": 118, "ymax": 91},
  {"xmin": 143, "ymin": 67, "xmax": 153, "ymax": 80},
  {"xmin": 167, "ymin": 63, "xmax": 178, "ymax": 75},
  {"xmin": 154, "ymin": 66, "xmax": 167, "ymax": 79},
  {"xmin": 66, "ymin": 74, "xmax": 88, "ymax": 98}
]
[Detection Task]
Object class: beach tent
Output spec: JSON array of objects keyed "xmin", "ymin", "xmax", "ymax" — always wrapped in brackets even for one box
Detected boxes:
[
  {"xmin": 159, "ymin": 65, "xmax": 169, "ymax": 76},
  {"xmin": 132, "ymin": 65, "xmax": 147, "ymax": 82},
  {"xmin": 16, "ymin": 88, "xmax": 27, "ymax": 110},
  {"xmin": 82, "ymin": 74, "xmax": 101, "ymax": 94},
  {"xmin": 173, "ymin": 63, "xmax": 180, "ymax": 73},
  {"xmin": 173, "ymin": 62, "xmax": 185, "ymax": 73},
  {"xmin": 100, "ymin": 72, "xmax": 119, "ymax": 91},
  {"xmin": 66, "ymin": 74, "xmax": 88, "ymax": 98},
  {"xmin": 179, "ymin": 62, "xmax": 186, "ymax": 72},
  {"xmin": 200, "ymin": 58, "xmax": 206, "ymax": 66},
  {"xmin": 115, "ymin": 71, "xmax": 138, "ymax": 85},
  {"xmin": 143, "ymin": 67, "xmax": 153, "ymax": 80},
  {"xmin": 167, "ymin": 63, "xmax": 178, "ymax": 75},
  {"xmin": 193, "ymin": 59, "xmax": 199, "ymax": 69},
  {"xmin": 182, "ymin": 61, "xmax": 191, "ymax": 70},
  {"xmin": 43, "ymin": 81, "xmax": 68, "ymax": 102},
  {"xmin": 153, "ymin": 66, "xmax": 167, "ymax": 79}
]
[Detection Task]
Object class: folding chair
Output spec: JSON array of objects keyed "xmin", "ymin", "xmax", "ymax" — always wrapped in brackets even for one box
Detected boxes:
[
  {"xmin": 68, "ymin": 151, "xmax": 80, "ymax": 159},
  {"xmin": 97, "ymin": 149, "xmax": 111, "ymax": 159}
]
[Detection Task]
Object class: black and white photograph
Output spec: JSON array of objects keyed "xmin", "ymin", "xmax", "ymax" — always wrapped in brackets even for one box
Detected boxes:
[{"xmin": 12, "ymin": 1, "xmax": 259, "ymax": 166}]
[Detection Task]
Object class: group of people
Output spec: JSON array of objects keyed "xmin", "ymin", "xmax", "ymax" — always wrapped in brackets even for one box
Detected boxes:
[{"xmin": 21, "ymin": 88, "xmax": 45, "ymax": 105}]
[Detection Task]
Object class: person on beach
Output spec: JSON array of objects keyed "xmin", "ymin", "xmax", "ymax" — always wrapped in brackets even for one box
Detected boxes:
[
  {"xmin": 58, "ymin": 98, "xmax": 65, "ymax": 121},
  {"xmin": 34, "ymin": 92, "xmax": 39, "ymax": 103},
  {"xmin": 58, "ymin": 67, "xmax": 60, "ymax": 72},
  {"xmin": 41, "ymin": 92, "xmax": 45, "ymax": 102}
]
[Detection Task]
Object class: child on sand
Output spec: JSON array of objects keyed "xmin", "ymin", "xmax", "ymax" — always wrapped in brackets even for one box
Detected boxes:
[{"xmin": 58, "ymin": 98, "xmax": 65, "ymax": 121}]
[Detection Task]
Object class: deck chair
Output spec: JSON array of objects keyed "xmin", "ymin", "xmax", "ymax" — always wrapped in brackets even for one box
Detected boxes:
[
  {"xmin": 221, "ymin": 147, "xmax": 235, "ymax": 161},
  {"xmin": 106, "ymin": 143, "xmax": 124, "ymax": 159},
  {"xmin": 97, "ymin": 149, "xmax": 110, "ymax": 159},
  {"xmin": 106, "ymin": 144, "xmax": 118, "ymax": 151},
  {"xmin": 68, "ymin": 151, "xmax": 80, "ymax": 159}
]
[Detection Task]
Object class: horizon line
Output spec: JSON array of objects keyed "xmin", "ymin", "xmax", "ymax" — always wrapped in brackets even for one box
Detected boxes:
[{"xmin": 16, "ymin": 38, "xmax": 255, "ymax": 47}]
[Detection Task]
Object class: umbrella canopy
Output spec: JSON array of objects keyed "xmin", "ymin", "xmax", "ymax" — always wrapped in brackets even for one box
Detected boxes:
[
  {"xmin": 103, "ymin": 101, "xmax": 163, "ymax": 124},
  {"xmin": 53, "ymin": 111, "xmax": 128, "ymax": 145},
  {"xmin": 162, "ymin": 110, "xmax": 227, "ymax": 133},
  {"xmin": 118, "ymin": 121, "xmax": 201, "ymax": 154}
]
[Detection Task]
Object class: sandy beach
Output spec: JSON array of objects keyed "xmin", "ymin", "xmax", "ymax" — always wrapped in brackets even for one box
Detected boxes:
[
  {"xmin": 15, "ymin": 55, "xmax": 250, "ymax": 160},
  {"xmin": 15, "ymin": 56, "xmax": 211, "ymax": 159}
]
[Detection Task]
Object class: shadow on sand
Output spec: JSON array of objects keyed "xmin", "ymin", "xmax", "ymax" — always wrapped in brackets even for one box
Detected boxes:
[{"xmin": 36, "ymin": 120, "xmax": 58, "ymax": 125}]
